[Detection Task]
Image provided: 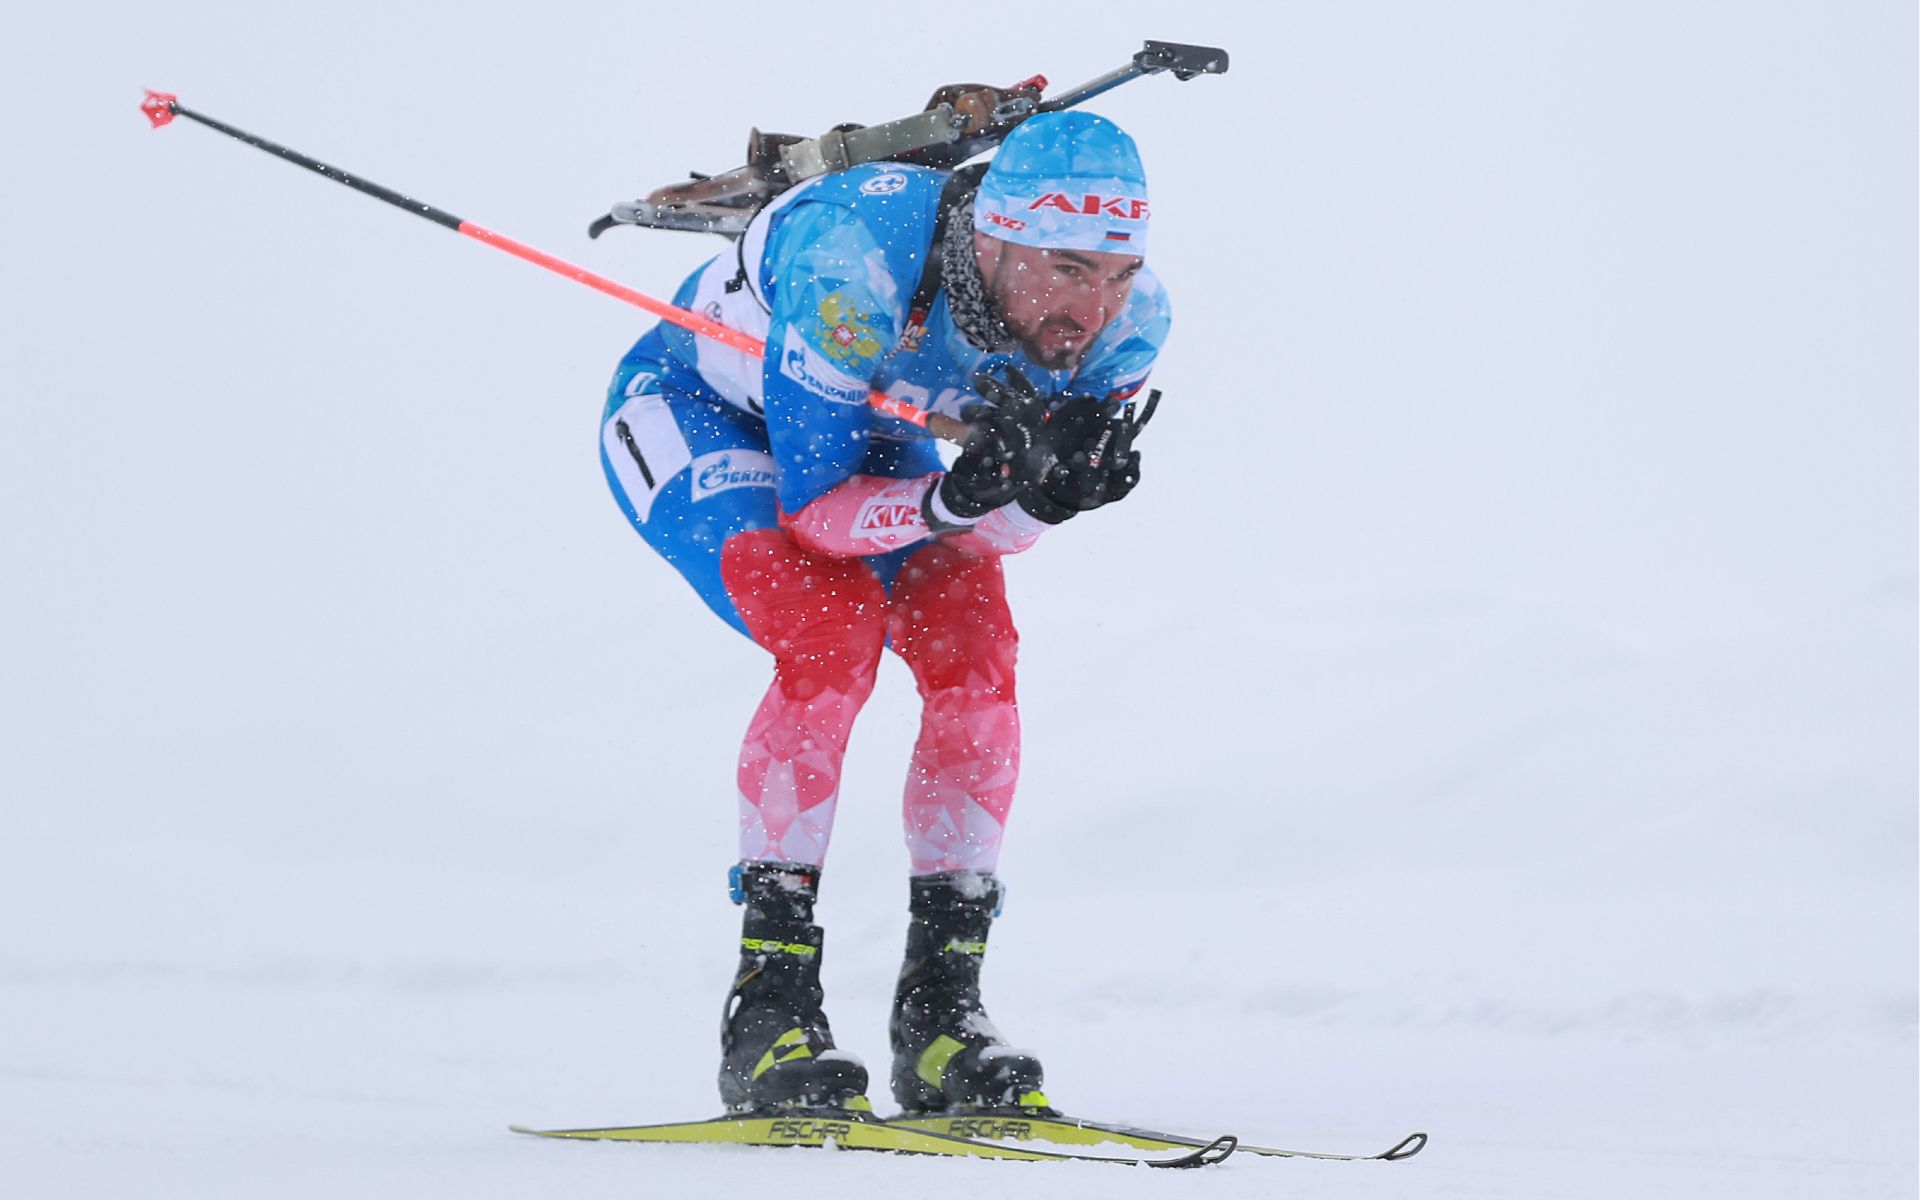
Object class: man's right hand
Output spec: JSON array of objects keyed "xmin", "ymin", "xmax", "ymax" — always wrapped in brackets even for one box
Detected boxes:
[{"xmin": 924, "ymin": 366, "xmax": 1052, "ymax": 530}]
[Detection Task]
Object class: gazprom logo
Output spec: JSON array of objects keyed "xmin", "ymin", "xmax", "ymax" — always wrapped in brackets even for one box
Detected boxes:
[
  {"xmin": 690, "ymin": 450, "xmax": 777, "ymax": 502},
  {"xmin": 780, "ymin": 330, "xmax": 868, "ymax": 406},
  {"xmin": 860, "ymin": 171, "xmax": 909, "ymax": 196}
]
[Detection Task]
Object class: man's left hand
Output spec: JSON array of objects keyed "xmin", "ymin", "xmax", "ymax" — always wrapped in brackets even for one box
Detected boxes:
[{"xmin": 1017, "ymin": 393, "xmax": 1152, "ymax": 525}]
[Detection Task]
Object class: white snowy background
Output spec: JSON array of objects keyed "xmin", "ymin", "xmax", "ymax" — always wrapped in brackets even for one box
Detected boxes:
[{"xmin": 3, "ymin": 2, "xmax": 1913, "ymax": 1196}]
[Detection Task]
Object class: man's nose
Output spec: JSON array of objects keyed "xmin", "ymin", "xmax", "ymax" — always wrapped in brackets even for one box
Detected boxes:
[{"xmin": 1057, "ymin": 287, "xmax": 1111, "ymax": 330}]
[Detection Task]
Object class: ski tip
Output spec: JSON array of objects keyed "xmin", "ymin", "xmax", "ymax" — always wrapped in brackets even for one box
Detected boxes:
[
  {"xmin": 1151, "ymin": 1134, "xmax": 1236, "ymax": 1169},
  {"xmin": 1381, "ymin": 1131, "xmax": 1428, "ymax": 1161},
  {"xmin": 141, "ymin": 90, "xmax": 178, "ymax": 129}
]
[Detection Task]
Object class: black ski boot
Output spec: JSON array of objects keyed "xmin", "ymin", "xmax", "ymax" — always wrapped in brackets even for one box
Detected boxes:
[
  {"xmin": 889, "ymin": 870, "xmax": 1049, "ymax": 1113},
  {"xmin": 718, "ymin": 862, "xmax": 870, "ymax": 1112}
]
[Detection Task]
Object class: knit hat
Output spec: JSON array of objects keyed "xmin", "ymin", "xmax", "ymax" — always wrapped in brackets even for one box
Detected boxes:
[{"xmin": 972, "ymin": 112, "xmax": 1149, "ymax": 256}]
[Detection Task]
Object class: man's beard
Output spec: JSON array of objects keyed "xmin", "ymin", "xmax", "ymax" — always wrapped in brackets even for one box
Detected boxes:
[
  {"xmin": 1011, "ymin": 315, "xmax": 1092, "ymax": 370},
  {"xmin": 986, "ymin": 269, "xmax": 1096, "ymax": 369}
]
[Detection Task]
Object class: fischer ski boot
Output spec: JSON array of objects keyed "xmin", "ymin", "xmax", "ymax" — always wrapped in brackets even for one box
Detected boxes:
[
  {"xmin": 889, "ymin": 870, "xmax": 1049, "ymax": 1113},
  {"xmin": 718, "ymin": 862, "xmax": 870, "ymax": 1112}
]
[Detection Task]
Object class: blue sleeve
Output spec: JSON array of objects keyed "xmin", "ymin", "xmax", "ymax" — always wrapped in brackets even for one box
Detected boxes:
[{"xmin": 760, "ymin": 202, "xmax": 908, "ymax": 513}]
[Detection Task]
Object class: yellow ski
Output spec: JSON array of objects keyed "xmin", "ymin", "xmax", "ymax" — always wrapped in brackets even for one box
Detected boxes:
[
  {"xmin": 510, "ymin": 1110, "xmax": 1235, "ymax": 1167},
  {"xmin": 886, "ymin": 1111, "xmax": 1427, "ymax": 1162}
]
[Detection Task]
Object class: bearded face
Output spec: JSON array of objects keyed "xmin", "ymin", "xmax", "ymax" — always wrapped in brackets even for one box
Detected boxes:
[{"xmin": 973, "ymin": 233, "xmax": 1143, "ymax": 370}]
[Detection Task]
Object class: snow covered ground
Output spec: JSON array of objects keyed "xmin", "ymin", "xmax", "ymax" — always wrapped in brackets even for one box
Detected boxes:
[{"xmin": 4, "ymin": 3, "xmax": 1914, "ymax": 1197}]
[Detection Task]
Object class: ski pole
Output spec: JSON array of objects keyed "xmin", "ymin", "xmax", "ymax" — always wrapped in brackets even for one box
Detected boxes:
[{"xmin": 140, "ymin": 91, "xmax": 971, "ymax": 444}]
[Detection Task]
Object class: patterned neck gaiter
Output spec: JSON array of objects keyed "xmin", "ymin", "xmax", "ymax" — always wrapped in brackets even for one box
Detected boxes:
[{"xmin": 941, "ymin": 190, "xmax": 1016, "ymax": 354}]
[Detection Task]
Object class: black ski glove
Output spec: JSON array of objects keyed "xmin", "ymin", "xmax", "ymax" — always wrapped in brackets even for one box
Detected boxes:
[
  {"xmin": 1016, "ymin": 391, "xmax": 1155, "ymax": 525},
  {"xmin": 923, "ymin": 365, "xmax": 1052, "ymax": 532}
]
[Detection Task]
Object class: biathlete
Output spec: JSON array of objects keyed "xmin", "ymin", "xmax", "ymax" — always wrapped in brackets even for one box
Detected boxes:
[{"xmin": 600, "ymin": 110, "xmax": 1169, "ymax": 1114}]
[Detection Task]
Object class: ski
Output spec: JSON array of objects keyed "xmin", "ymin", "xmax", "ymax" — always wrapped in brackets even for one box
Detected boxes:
[
  {"xmin": 509, "ymin": 1109, "xmax": 1236, "ymax": 1168},
  {"xmin": 885, "ymin": 1109, "xmax": 1427, "ymax": 1162}
]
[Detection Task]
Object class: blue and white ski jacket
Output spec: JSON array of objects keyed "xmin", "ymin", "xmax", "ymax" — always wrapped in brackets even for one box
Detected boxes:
[{"xmin": 648, "ymin": 162, "xmax": 1171, "ymax": 521}]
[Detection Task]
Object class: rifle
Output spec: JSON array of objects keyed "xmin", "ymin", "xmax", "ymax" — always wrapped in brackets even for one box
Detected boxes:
[{"xmin": 588, "ymin": 39, "xmax": 1228, "ymax": 240}]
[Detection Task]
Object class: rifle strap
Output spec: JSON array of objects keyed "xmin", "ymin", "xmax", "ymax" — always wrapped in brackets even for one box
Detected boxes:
[{"xmin": 898, "ymin": 163, "xmax": 989, "ymax": 354}]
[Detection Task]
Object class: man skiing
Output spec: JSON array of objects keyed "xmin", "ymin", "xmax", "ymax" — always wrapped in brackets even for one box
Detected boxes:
[{"xmin": 599, "ymin": 110, "xmax": 1169, "ymax": 1115}]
